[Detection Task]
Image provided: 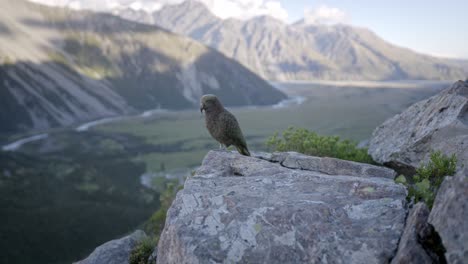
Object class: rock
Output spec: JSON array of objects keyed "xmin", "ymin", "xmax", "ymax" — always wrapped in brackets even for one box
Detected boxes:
[
  {"xmin": 157, "ymin": 151, "xmax": 407, "ymax": 263},
  {"xmin": 369, "ymin": 80, "xmax": 468, "ymax": 174},
  {"xmin": 267, "ymin": 151, "xmax": 396, "ymax": 179},
  {"xmin": 429, "ymin": 172, "xmax": 468, "ymax": 263},
  {"xmin": 75, "ymin": 230, "xmax": 147, "ymax": 264},
  {"xmin": 391, "ymin": 203, "xmax": 435, "ymax": 264},
  {"xmin": 148, "ymin": 250, "xmax": 158, "ymax": 264}
]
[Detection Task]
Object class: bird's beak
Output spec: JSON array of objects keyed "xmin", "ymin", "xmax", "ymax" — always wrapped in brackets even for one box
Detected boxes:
[{"xmin": 200, "ymin": 104, "xmax": 205, "ymax": 113}]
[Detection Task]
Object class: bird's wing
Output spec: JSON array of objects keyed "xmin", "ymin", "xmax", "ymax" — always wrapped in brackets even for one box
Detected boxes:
[{"xmin": 219, "ymin": 111, "xmax": 247, "ymax": 146}]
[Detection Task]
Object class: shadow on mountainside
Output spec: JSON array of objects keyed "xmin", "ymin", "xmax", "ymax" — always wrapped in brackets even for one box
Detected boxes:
[
  {"xmin": 0, "ymin": 21, "xmax": 12, "ymax": 36},
  {"xmin": 2, "ymin": 12, "xmax": 286, "ymax": 135}
]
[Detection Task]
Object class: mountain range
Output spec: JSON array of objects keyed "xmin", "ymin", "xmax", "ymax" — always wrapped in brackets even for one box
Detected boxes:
[
  {"xmin": 114, "ymin": 0, "xmax": 466, "ymax": 81},
  {"xmin": 0, "ymin": 0, "xmax": 285, "ymax": 134}
]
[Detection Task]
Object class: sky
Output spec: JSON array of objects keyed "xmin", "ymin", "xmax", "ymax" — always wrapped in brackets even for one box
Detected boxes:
[
  {"xmin": 280, "ymin": 0, "xmax": 468, "ymax": 59},
  {"xmin": 30, "ymin": 0, "xmax": 468, "ymax": 59}
]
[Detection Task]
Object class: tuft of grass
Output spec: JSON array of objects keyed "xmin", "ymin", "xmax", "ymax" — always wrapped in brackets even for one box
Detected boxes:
[
  {"xmin": 407, "ymin": 151, "xmax": 457, "ymax": 207},
  {"xmin": 129, "ymin": 236, "xmax": 157, "ymax": 264},
  {"xmin": 266, "ymin": 127, "xmax": 374, "ymax": 164},
  {"xmin": 129, "ymin": 180, "xmax": 184, "ymax": 264}
]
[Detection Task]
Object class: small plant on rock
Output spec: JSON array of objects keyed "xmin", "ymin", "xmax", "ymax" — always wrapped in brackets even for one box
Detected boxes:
[
  {"xmin": 145, "ymin": 183, "xmax": 182, "ymax": 236},
  {"xmin": 129, "ymin": 237, "xmax": 157, "ymax": 264},
  {"xmin": 129, "ymin": 182, "xmax": 183, "ymax": 264},
  {"xmin": 407, "ymin": 150, "xmax": 457, "ymax": 208}
]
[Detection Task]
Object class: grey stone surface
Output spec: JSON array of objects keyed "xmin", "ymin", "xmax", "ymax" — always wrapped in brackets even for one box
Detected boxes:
[
  {"xmin": 429, "ymin": 172, "xmax": 468, "ymax": 264},
  {"xmin": 391, "ymin": 203, "xmax": 434, "ymax": 264},
  {"xmin": 148, "ymin": 249, "xmax": 158, "ymax": 264},
  {"xmin": 369, "ymin": 80, "xmax": 468, "ymax": 173},
  {"xmin": 267, "ymin": 151, "xmax": 396, "ymax": 179},
  {"xmin": 157, "ymin": 151, "xmax": 407, "ymax": 264},
  {"xmin": 75, "ymin": 230, "xmax": 147, "ymax": 264}
]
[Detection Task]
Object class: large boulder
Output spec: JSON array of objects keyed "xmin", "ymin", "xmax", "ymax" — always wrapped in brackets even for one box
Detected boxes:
[
  {"xmin": 267, "ymin": 152, "xmax": 396, "ymax": 179},
  {"xmin": 157, "ymin": 151, "xmax": 407, "ymax": 263},
  {"xmin": 75, "ymin": 230, "xmax": 147, "ymax": 264},
  {"xmin": 391, "ymin": 202, "xmax": 442, "ymax": 264},
  {"xmin": 429, "ymin": 171, "xmax": 468, "ymax": 263},
  {"xmin": 369, "ymin": 80, "xmax": 468, "ymax": 174}
]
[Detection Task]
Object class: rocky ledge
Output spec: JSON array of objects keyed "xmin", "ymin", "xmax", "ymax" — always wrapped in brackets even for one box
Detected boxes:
[
  {"xmin": 429, "ymin": 170, "xmax": 468, "ymax": 263},
  {"xmin": 157, "ymin": 151, "xmax": 407, "ymax": 263},
  {"xmin": 369, "ymin": 80, "xmax": 468, "ymax": 174}
]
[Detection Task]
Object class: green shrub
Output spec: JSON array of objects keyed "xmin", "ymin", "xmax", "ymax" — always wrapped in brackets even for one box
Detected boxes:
[
  {"xmin": 408, "ymin": 151, "xmax": 457, "ymax": 207},
  {"xmin": 129, "ymin": 182, "xmax": 183, "ymax": 264},
  {"xmin": 266, "ymin": 127, "xmax": 374, "ymax": 164},
  {"xmin": 145, "ymin": 183, "xmax": 182, "ymax": 236},
  {"xmin": 129, "ymin": 237, "xmax": 157, "ymax": 264}
]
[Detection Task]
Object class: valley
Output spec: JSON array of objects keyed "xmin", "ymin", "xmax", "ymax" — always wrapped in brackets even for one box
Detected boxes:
[
  {"xmin": 0, "ymin": 78, "xmax": 454, "ymax": 264},
  {"xmin": 0, "ymin": 0, "xmax": 285, "ymax": 134},
  {"xmin": 0, "ymin": 1, "xmax": 465, "ymax": 263},
  {"xmin": 4, "ymin": 80, "xmax": 450, "ymax": 172}
]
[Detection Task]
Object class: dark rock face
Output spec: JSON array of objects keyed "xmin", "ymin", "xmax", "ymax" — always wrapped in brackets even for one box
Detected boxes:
[
  {"xmin": 391, "ymin": 203, "xmax": 438, "ymax": 264},
  {"xmin": 369, "ymin": 80, "xmax": 468, "ymax": 174},
  {"xmin": 75, "ymin": 230, "xmax": 147, "ymax": 264},
  {"xmin": 157, "ymin": 151, "xmax": 407, "ymax": 264},
  {"xmin": 429, "ymin": 172, "xmax": 468, "ymax": 263}
]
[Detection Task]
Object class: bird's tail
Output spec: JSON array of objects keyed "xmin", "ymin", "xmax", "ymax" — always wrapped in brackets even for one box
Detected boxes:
[{"xmin": 236, "ymin": 145, "xmax": 251, "ymax": 156}]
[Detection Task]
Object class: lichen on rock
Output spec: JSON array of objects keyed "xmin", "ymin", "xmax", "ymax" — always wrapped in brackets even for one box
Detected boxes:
[
  {"xmin": 157, "ymin": 151, "xmax": 407, "ymax": 263},
  {"xmin": 369, "ymin": 80, "xmax": 468, "ymax": 175}
]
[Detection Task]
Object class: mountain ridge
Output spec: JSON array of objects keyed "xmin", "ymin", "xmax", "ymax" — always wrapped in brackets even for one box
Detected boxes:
[
  {"xmin": 0, "ymin": 0, "xmax": 285, "ymax": 134},
  {"xmin": 114, "ymin": 0, "xmax": 466, "ymax": 81}
]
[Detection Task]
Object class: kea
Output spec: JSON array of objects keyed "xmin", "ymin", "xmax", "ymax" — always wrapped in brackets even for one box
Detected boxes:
[{"xmin": 200, "ymin": 94, "xmax": 251, "ymax": 156}]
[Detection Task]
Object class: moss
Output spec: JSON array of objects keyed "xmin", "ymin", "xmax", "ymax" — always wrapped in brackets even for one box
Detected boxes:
[
  {"xmin": 254, "ymin": 223, "xmax": 262, "ymax": 233},
  {"xmin": 395, "ymin": 175, "xmax": 407, "ymax": 185},
  {"xmin": 361, "ymin": 187, "xmax": 375, "ymax": 193}
]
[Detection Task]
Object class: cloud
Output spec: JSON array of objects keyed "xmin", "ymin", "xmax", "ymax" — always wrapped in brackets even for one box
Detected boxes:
[
  {"xmin": 29, "ymin": 0, "xmax": 171, "ymax": 12},
  {"xmin": 206, "ymin": 0, "xmax": 288, "ymax": 21},
  {"xmin": 29, "ymin": 0, "xmax": 289, "ymax": 22},
  {"xmin": 304, "ymin": 5, "xmax": 349, "ymax": 25}
]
